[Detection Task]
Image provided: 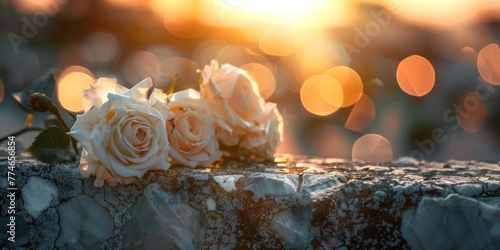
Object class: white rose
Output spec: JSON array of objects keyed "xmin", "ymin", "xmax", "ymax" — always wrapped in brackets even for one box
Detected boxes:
[
  {"xmin": 151, "ymin": 88, "xmax": 222, "ymax": 167},
  {"xmin": 240, "ymin": 103, "xmax": 284, "ymax": 159},
  {"xmin": 69, "ymin": 77, "xmax": 170, "ymax": 187},
  {"xmin": 199, "ymin": 60, "xmax": 265, "ymax": 146}
]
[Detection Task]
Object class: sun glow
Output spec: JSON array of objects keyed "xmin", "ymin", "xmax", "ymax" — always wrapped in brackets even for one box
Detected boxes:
[
  {"xmin": 231, "ymin": 0, "xmax": 323, "ymax": 20},
  {"xmin": 194, "ymin": 0, "xmax": 354, "ymax": 28}
]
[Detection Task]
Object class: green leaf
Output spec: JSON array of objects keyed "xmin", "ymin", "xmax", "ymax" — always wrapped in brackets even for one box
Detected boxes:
[
  {"xmin": 166, "ymin": 74, "xmax": 178, "ymax": 95},
  {"xmin": 12, "ymin": 70, "xmax": 56, "ymax": 112},
  {"xmin": 27, "ymin": 126, "xmax": 76, "ymax": 164}
]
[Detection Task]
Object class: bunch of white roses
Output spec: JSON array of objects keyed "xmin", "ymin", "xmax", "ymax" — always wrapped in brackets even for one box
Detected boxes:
[{"xmin": 68, "ymin": 60, "xmax": 283, "ymax": 187}]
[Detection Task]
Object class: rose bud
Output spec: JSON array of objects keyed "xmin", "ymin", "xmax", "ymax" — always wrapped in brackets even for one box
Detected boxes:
[{"xmin": 29, "ymin": 92, "xmax": 56, "ymax": 112}]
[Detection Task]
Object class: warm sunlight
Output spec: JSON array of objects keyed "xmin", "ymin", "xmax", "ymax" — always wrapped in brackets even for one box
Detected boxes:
[
  {"xmin": 229, "ymin": 0, "xmax": 323, "ymax": 21},
  {"xmin": 193, "ymin": 0, "xmax": 355, "ymax": 28}
]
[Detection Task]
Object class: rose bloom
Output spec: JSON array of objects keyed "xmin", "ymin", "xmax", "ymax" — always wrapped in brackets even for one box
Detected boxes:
[
  {"xmin": 199, "ymin": 60, "xmax": 265, "ymax": 146},
  {"xmin": 240, "ymin": 103, "xmax": 284, "ymax": 159},
  {"xmin": 69, "ymin": 77, "xmax": 170, "ymax": 187},
  {"xmin": 151, "ymin": 88, "xmax": 222, "ymax": 167}
]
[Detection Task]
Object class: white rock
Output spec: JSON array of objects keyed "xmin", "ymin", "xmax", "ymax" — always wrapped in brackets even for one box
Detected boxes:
[
  {"xmin": 206, "ymin": 197, "xmax": 216, "ymax": 211},
  {"xmin": 244, "ymin": 173, "xmax": 298, "ymax": 199},
  {"xmin": 486, "ymin": 182, "xmax": 500, "ymax": 192},
  {"xmin": 396, "ymin": 157, "xmax": 419, "ymax": 165},
  {"xmin": 213, "ymin": 175, "xmax": 243, "ymax": 192},
  {"xmin": 401, "ymin": 194, "xmax": 500, "ymax": 250},
  {"xmin": 271, "ymin": 206, "xmax": 312, "ymax": 249},
  {"xmin": 455, "ymin": 184, "xmax": 483, "ymax": 197},
  {"xmin": 21, "ymin": 177, "xmax": 58, "ymax": 219},
  {"xmin": 56, "ymin": 194, "xmax": 113, "ymax": 249},
  {"xmin": 302, "ymin": 174, "xmax": 341, "ymax": 199},
  {"xmin": 122, "ymin": 184, "xmax": 206, "ymax": 249}
]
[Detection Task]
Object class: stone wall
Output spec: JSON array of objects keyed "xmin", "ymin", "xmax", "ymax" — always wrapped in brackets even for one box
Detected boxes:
[{"xmin": 1, "ymin": 148, "xmax": 500, "ymax": 249}]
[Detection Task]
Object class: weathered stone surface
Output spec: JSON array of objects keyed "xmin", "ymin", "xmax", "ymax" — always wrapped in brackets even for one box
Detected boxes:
[
  {"xmin": 1, "ymin": 148, "xmax": 500, "ymax": 249},
  {"xmin": 122, "ymin": 184, "xmax": 207, "ymax": 249},
  {"xmin": 56, "ymin": 194, "xmax": 113, "ymax": 249},
  {"xmin": 401, "ymin": 194, "xmax": 500, "ymax": 249},
  {"xmin": 244, "ymin": 173, "xmax": 298, "ymax": 199},
  {"xmin": 21, "ymin": 176, "xmax": 58, "ymax": 219}
]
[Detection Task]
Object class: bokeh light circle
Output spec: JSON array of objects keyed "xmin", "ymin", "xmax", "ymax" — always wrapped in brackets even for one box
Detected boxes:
[
  {"xmin": 299, "ymin": 41, "xmax": 350, "ymax": 81},
  {"xmin": 300, "ymin": 75, "xmax": 343, "ymax": 116},
  {"xmin": 259, "ymin": 26, "xmax": 302, "ymax": 56},
  {"xmin": 352, "ymin": 134, "xmax": 393, "ymax": 163},
  {"xmin": 344, "ymin": 94, "xmax": 376, "ymax": 132},
  {"xmin": 477, "ymin": 43, "xmax": 500, "ymax": 85},
  {"xmin": 240, "ymin": 63, "xmax": 276, "ymax": 99},
  {"xmin": 57, "ymin": 66, "xmax": 95, "ymax": 112},
  {"xmin": 324, "ymin": 66, "xmax": 363, "ymax": 107},
  {"xmin": 396, "ymin": 55, "xmax": 435, "ymax": 97}
]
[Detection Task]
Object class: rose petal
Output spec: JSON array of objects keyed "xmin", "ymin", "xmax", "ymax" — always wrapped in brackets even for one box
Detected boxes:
[
  {"xmin": 68, "ymin": 106, "xmax": 99, "ymax": 157},
  {"xmin": 124, "ymin": 77, "xmax": 152, "ymax": 102},
  {"xmin": 82, "ymin": 78, "xmax": 128, "ymax": 111},
  {"xmin": 169, "ymin": 149, "xmax": 197, "ymax": 168}
]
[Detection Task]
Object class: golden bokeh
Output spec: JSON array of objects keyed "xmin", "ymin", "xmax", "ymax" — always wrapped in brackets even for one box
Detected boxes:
[
  {"xmin": 259, "ymin": 26, "xmax": 303, "ymax": 56},
  {"xmin": 318, "ymin": 76, "xmax": 344, "ymax": 108},
  {"xmin": 300, "ymin": 49, "xmax": 331, "ymax": 79},
  {"xmin": 240, "ymin": 63, "xmax": 276, "ymax": 99},
  {"xmin": 477, "ymin": 43, "xmax": 500, "ymax": 85},
  {"xmin": 352, "ymin": 134, "xmax": 393, "ymax": 163},
  {"xmin": 57, "ymin": 67, "xmax": 95, "ymax": 112},
  {"xmin": 299, "ymin": 41, "xmax": 350, "ymax": 81},
  {"xmin": 324, "ymin": 66, "xmax": 363, "ymax": 107},
  {"xmin": 300, "ymin": 75, "xmax": 343, "ymax": 116},
  {"xmin": 195, "ymin": 0, "xmax": 353, "ymax": 28},
  {"xmin": 344, "ymin": 94, "xmax": 376, "ymax": 132},
  {"xmin": 396, "ymin": 55, "xmax": 435, "ymax": 97},
  {"xmin": 456, "ymin": 92, "xmax": 488, "ymax": 133}
]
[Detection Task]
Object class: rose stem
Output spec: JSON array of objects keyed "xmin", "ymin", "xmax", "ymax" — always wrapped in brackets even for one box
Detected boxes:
[{"xmin": 52, "ymin": 108, "xmax": 79, "ymax": 154}]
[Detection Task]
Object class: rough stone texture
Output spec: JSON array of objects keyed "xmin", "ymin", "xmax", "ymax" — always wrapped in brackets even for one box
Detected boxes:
[
  {"xmin": 21, "ymin": 176, "xmax": 58, "ymax": 219},
  {"xmin": 1, "ymin": 148, "xmax": 500, "ymax": 249},
  {"xmin": 401, "ymin": 194, "xmax": 500, "ymax": 249}
]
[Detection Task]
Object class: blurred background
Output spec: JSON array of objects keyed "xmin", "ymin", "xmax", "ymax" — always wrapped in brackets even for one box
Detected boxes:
[{"xmin": 1, "ymin": 0, "xmax": 500, "ymax": 162}]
